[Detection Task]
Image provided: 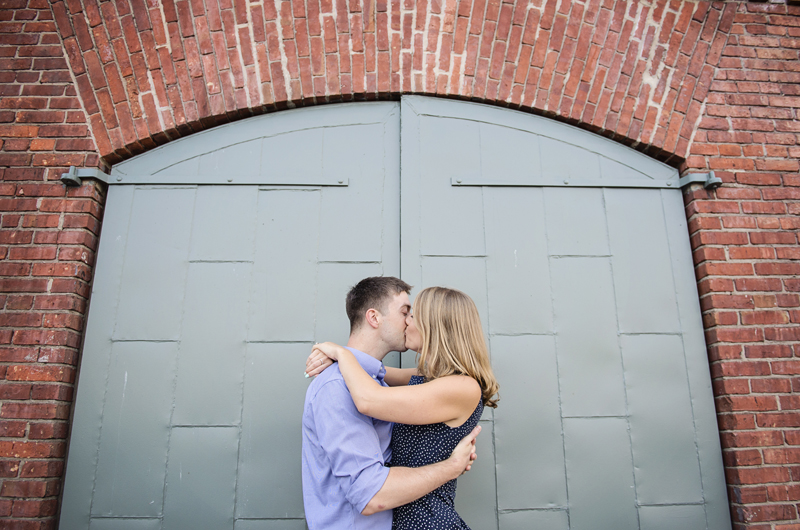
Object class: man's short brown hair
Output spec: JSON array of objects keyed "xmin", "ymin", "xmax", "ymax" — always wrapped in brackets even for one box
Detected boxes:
[{"xmin": 346, "ymin": 276, "xmax": 412, "ymax": 333}]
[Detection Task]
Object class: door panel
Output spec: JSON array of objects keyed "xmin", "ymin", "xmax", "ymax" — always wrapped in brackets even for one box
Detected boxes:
[
  {"xmin": 60, "ymin": 102, "xmax": 400, "ymax": 529},
  {"xmin": 249, "ymin": 189, "xmax": 321, "ymax": 343},
  {"xmin": 172, "ymin": 261, "xmax": 251, "ymax": 426},
  {"xmin": 237, "ymin": 343, "xmax": 309, "ymax": 519},
  {"xmin": 485, "ymin": 187, "xmax": 552, "ymax": 335},
  {"xmin": 492, "ymin": 334, "xmax": 566, "ymax": 510},
  {"xmin": 606, "ymin": 189, "xmax": 681, "ymax": 333},
  {"xmin": 564, "ymin": 417, "xmax": 639, "ymax": 530},
  {"xmin": 401, "ymin": 96, "xmax": 730, "ymax": 530},
  {"xmin": 91, "ymin": 341, "xmax": 175, "ymax": 517},
  {"xmin": 113, "ymin": 188, "xmax": 195, "ymax": 341}
]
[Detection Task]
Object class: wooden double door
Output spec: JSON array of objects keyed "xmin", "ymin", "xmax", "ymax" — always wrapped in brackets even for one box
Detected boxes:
[{"xmin": 60, "ymin": 97, "xmax": 730, "ymax": 530}]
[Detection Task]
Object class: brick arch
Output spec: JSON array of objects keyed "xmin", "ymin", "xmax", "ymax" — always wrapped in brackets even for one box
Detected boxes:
[{"xmin": 53, "ymin": 0, "xmax": 733, "ymax": 166}]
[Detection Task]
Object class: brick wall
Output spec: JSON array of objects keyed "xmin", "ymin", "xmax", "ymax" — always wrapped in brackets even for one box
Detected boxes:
[
  {"xmin": 1, "ymin": 0, "xmax": 105, "ymax": 527},
  {"xmin": 684, "ymin": 5, "xmax": 800, "ymax": 528},
  {"xmin": 0, "ymin": 0, "xmax": 798, "ymax": 528}
]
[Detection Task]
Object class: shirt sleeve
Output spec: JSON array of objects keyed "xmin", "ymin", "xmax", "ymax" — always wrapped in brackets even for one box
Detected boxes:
[{"xmin": 312, "ymin": 379, "xmax": 391, "ymax": 513}]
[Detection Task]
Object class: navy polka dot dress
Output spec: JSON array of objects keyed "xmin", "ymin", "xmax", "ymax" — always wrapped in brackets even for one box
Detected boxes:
[{"xmin": 390, "ymin": 376, "xmax": 484, "ymax": 530}]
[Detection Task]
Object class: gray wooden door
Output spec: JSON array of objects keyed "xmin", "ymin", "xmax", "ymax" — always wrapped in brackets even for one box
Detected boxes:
[
  {"xmin": 400, "ymin": 96, "xmax": 730, "ymax": 530},
  {"xmin": 61, "ymin": 97, "xmax": 730, "ymax": 530},
  {"xmin": 60, "ymin": 102, "xmax": 400, "ymax": 530}
]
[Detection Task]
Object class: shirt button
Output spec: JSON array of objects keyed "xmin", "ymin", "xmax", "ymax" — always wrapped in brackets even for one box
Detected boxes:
[{"xmin": 372, "ymin": 374, "xmax": 376, "ymax": 379}]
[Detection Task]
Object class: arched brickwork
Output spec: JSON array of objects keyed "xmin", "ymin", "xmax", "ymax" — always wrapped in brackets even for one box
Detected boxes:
[
  {"xmin": 53, "ymin": 0, "xmax": 736, "ymax": 164},
  {"xmin": 1, "ymin": 0, "xmax": 799, "ymax": 528}
]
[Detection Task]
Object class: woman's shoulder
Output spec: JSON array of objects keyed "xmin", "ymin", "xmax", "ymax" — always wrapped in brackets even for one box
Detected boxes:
[{"xmin": 417, "ymin": 374, "xmax": 481, "ymax": 401}]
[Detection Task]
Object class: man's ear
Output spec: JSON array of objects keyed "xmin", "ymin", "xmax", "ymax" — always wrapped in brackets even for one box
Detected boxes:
[{"xmin": 364, "ymin": 308, "xmax": 381, "ymax": 329}]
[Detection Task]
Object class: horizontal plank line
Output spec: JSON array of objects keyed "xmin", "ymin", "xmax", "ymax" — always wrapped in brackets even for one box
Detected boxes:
[
  {"xmin": 550, "ymin": 254, "xmax": 612, "ymax": 258},
  {"xmin": 620, "ymin": 332, "xmax": 683, "ymax": 336},
  {"xmin": 317, "ymin": 260, "xmax": 381, "ymax": 264},
  {"xmin": 246, "ymin": 341, "xmax": 314, "ymax": 344},
  {"xmin": 236, "ymin": 518, "xmax": 307, "ymax": 521},
  {"xmin": 637, "ymin": 502, "xmax": 705, "ymax": 507},
  {"xmin": 189, "ymin": 260, "xmax": 254, "ymax": 263},
  {"xmin": 490, "ymin": 333, "xmax": 555, "ymax": 337},
  {"xmin": 111, "ymin": 339, "xmax": 179, "ymax": 343},
  {"xmin": 420, "ymin": 254, "xmax": 487, "ymax": 258},
  {"xmin": 498, "ymin": 508, "xmax": 568, "ymax": 514},
  {"xmin": 171, "ymin": 424, "xmax": 239, "ymax": 428},
  {"xmin": 562, "ymin": 415, "xmax": 628, "ymax": 419},
  {"xmin": 90, "ymin": 517, "xmax": 162, "ymax": 520}
]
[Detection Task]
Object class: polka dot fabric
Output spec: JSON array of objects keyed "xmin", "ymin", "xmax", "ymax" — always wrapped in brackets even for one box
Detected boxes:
[{"xmin": 390, "ymin": 376, "xmax": 484, "ymax": 530}]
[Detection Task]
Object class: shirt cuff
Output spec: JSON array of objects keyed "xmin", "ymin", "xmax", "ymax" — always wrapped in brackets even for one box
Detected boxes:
[{"xmin": 347, "ymin": 459, "xmax": 392, "ymax": 513}]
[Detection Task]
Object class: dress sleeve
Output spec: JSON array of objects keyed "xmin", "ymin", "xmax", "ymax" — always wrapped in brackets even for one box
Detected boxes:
[{"xmin": 312, "ymin": 380, "xmax": 391, "ymax": 513}]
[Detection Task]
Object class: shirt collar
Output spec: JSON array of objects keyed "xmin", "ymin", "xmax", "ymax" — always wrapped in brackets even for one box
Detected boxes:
[{"xmin": 346, "ymin": 347, "xmax": 387, "ymax": 384}]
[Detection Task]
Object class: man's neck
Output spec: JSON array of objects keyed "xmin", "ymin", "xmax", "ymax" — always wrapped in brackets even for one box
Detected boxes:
[{"xmin": 346, "ymin": 333, "xmax": 390, "ymax": 362}]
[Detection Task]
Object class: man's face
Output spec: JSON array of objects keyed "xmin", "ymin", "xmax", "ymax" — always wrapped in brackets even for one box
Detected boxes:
[{"xmin": 378, "ymin": 292, "xmax": 411, "ymax": 352}]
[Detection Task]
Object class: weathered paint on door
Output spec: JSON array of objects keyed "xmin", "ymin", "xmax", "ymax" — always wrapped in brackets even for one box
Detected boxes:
[
  {"xmin": 60, "ymin": 97, "xmax": 730, "ymax": 530},
  {"xmin": 400, "ymin": 96, "xmax": 730, "ymax": 530}
]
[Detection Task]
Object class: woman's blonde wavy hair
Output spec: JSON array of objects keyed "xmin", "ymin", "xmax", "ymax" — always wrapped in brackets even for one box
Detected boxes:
[{"xmin": 413, "ymin": 287, "xmax": 499, "ymax": 408}]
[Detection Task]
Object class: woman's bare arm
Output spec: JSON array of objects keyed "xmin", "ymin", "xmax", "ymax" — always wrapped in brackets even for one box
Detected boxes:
[
  {"xmin": 383, "ymin": 366, "xmax": 417, "ymax": 387},
  {"xmin": 311, "ymin": 342, "xmax": 480, "ymax": 425},
  {"xmin": 304, "ymin": 345, "xmax": 416, "ymax": 386}
]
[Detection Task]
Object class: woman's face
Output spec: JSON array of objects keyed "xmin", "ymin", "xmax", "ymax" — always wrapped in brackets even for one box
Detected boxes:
[{"xmin": 404, "ymin": 312, "xmax": 422, "ymax": 352}]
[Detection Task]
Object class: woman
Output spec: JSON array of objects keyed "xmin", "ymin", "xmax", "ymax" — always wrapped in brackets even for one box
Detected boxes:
[{"xmin": 306, "ymin": 286, "xmax": 499, "ymax": 530}]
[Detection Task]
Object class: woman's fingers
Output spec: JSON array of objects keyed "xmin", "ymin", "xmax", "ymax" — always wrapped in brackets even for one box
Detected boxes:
[
  {"xmin": 305, "ymin": 359, "xmax": 331, "ymax": 378},
  {"xmin": 305, "ymin": 348, "xmax": 334, "ymax": 378},
  {"xmin": 306, "ymin": 347, "xmax": 326, "ymax": 368}
]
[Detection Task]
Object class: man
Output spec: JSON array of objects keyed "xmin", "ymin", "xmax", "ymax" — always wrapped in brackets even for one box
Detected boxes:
[{"xmin": 301, "ymin": 276, "xmax": 480, "ymax": 529}]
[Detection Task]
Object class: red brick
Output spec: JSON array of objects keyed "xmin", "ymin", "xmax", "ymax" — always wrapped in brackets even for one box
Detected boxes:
[
  {"xmin": 698, "ymin": 277, "xmax": 734, "ymax": 295},
  {"xmin": 742, "ymin": 311, "xmax": 791, "ymax": 325},
  {"xmin": 0, "ymin": 403, "xmax": 69, "ymax": 420},
  {"xmin": 0, "ymin": 480, "xmax": 47, "ymax": 500},
  {"xmin": 785, "ymin": 431, "xmax": 800, "ymax": 446},
  {"xmin": 733, "ymin": 485, "xmax": 769, "ymax": 504},
  {"xmin": 758, "ymin": 414, "xmax": 800, "ymax": 428},
  {"xmin": 0, "ymin": 421, "xmax": 26, "ymax": 438},
  {"xmin": 750, "ymin": 232, "xmax": 798, "ymax": 245},
  {"xmin": 0, "ymin": 383, "xmax": 32, "ymax": 400},
  {"xmin": 696, "ymin": 262, "xmax": 755, "ymax": 277},
  {"xmin": 723, "ymin": 430, "xmax": 784, "ymax": 448},
  {"xmin": 718, "ymin": 413, "xmax": 756, "ymax": 430},
  {"xmin": 746, "ymin": 344, "xmax": 793, "ymax": 358},
  {"xmin": 765, "ymin": 327, "xmax": 800, "ymax": 342},
  {"xmin": 0, "ymin": 461, "xmax": 20, "ymax": 479},
  {"xmin": 728, "ymin": 466, "xmax": 791, "ymax": 485},
  {"xmin": 714, "ymin": 360, "xmax": 771, "ymax": 378},
  {"xmin": 742, "ymin": 201, "xmax": 787, "ymax": 215},
  {"xmin": 771, "ymin": 361, "xmax": 800, "ymax": 375},
  {"xmin": 756, "ymin": 263, "xmax": 800, "ymax": 276},
  {"xmin": 0, "ymin": 279, "xmax": 48, "ymax": 293},
  {"xmin": 752, "ymin": 378, "xmax": 792, "ymax": 393},
  {"xmin": 31, "ymin": 383, "xmax": 73, "ymax": 402},
  {"xmin": 5, "ymin": 365, "xmax": 74, "ymax": 383},
  {"xmin": 10, "ymin": 498, "xmax": 59, "ymax": 518},
  {"xmin": 737, "ymin": 504, "xmax": 798, "ymax": 523},
  {"xmin": 767, "ymin": 485, "xmax": 800, "ymax": 503},
  {"xmin": 718, "ymin": 395, "xmax": 779, "ymax": 413},
  {"xmin": 19, "ymin": 460, "xmax": 63, "ymax": 479},
  {"xmin": 725, "ymin": 449, "xmax": 763, "ymax": 467},
  {"xmin": 778, "ymin": 294, "xmax": 800, "ymax": 307}
]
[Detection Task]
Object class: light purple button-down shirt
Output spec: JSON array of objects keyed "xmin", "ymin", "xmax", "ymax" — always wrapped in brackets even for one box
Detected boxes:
[{"xmin": 302, "ymin": 347, "xmax": 393, "ymax": 530}]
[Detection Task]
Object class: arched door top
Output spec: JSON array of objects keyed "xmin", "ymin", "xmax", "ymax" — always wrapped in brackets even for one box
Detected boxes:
[
  {"xmin": 108, "ymin": 97, "xmax": 678, "ymax": 188},
  {"xmin": 403, "ymin": 96, "xmax": 678, "ymax": 189},
  {"xmin": 110, "ymin": 102, "xmax": 399, "ymax": 186}
]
